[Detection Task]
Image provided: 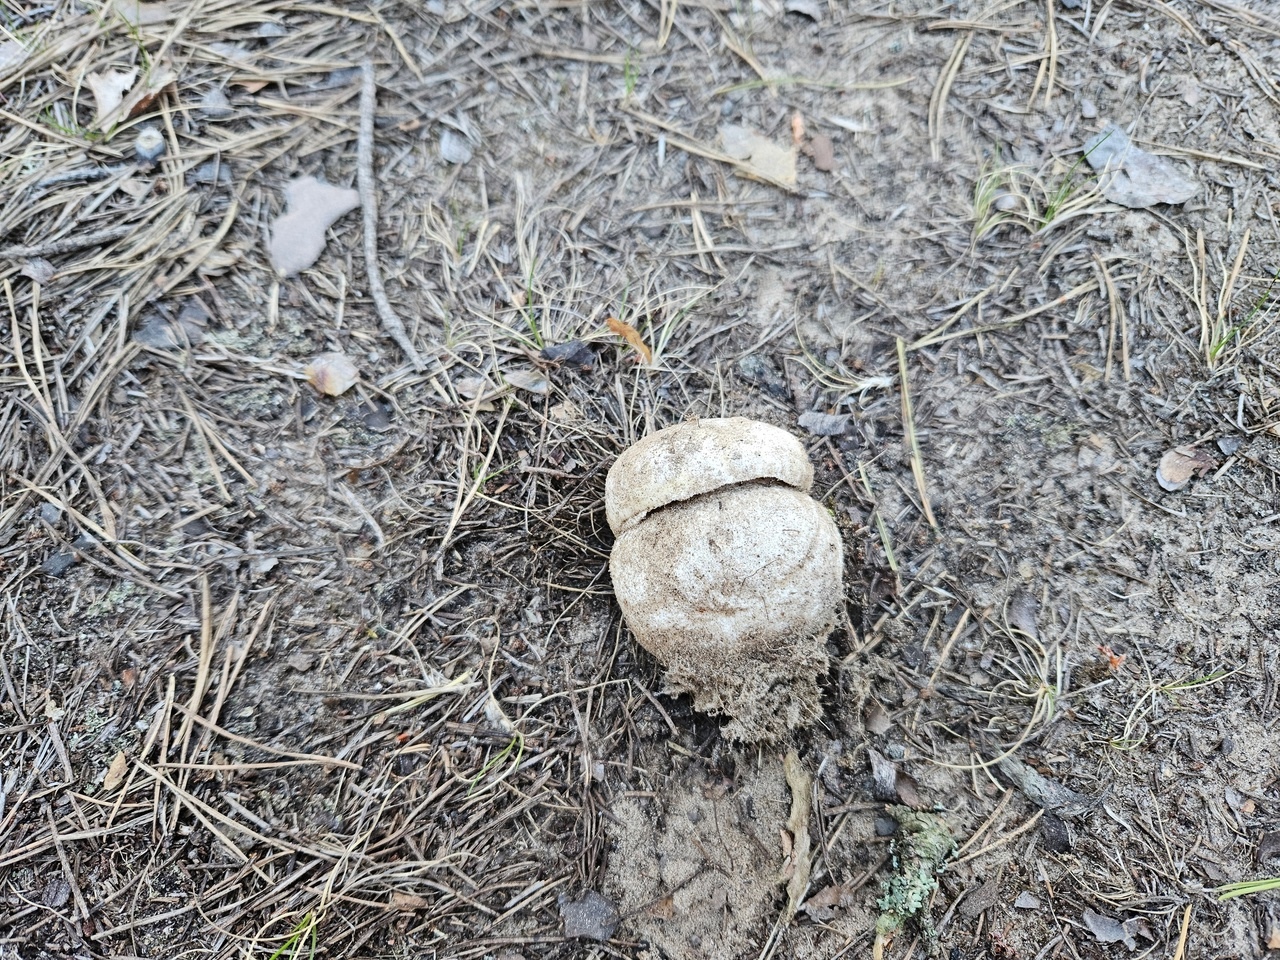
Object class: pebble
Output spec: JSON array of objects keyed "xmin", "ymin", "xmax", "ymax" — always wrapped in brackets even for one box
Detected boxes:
[
  {"xmin": 1081, "ymin": 98, "xmax": 1098, "ymax": 119},
  {"xmin": 41, "ymin": 551, "xmax": 76, "ymax": 577}
]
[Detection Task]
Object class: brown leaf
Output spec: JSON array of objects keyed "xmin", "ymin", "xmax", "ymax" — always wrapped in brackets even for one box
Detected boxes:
[
  {"xmin": 1156, "ymin": 445, "xmax": 1215, "ymax": 492},
  {"xmin": 305, "ymin": 353, "xmax": 359, "ymax": 396},
  {"xmin": 645, "ymin": 894, "xmax": 674, "ymax": 919},
  {"xmin": 606, "ymin": 316, "xmax": 652, "ymax": 364},
  {"xmin": 103, "ymin": 750, "xmax": 128, "ymax": 791},
  {"xmin": 389, "ymin": 892, "xmax": 431, "ymax": 911},
  {"xmin": 122, "ymin": 64, "xmax": 177, "ymax": 122},
  {"xmin": 865, "ymin": 700, "xmax": 891, "ymax": 735},
  {"xmin": 268, "ymin": 177, "xmax": 359, "ymax": 276},
  {"xmin": 809, "ymin": 133, "xmax": 835, "ymax": 171},
  {"xmin": 800, "ymin": 883, "xmax": 855, "ymax": 921}
]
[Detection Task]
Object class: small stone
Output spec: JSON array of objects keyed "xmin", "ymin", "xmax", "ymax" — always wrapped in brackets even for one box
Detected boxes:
[
  {"xmin": 809, "ymin": 133, "xmax": 835, "ymax": 171},
  {"xmin": 1041, "ymin": 812, "xmax": 1071, "ymax": 853},
  {"xmin": 874, "ymin": 815, "xmax": 899, "ymax": 836},
  {"xmin": 40, "ymin": 503, "xmax": 62, "ymax": 525},
  {"xmin": 440, "ymin": 128, "xmax": 473, "ymax": 164},
  {"xmin": 1015, "ymin": 891, "xmax": 1041, "ymax": 909},
  {"xmin": 559, "ymin": 890, "xmax": 619, "ymax": 941},
  {"xmin": 41, "ymin": 551, "xmax": 76, "ymax": 577},
  {"xmin": 1080, "ymin": 97, "xmax": 1097, "ymax": 119}
]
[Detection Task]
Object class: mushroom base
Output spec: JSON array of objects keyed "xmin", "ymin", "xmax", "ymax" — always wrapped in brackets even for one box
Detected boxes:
[{"xmin": 660, "ymin": 640, "xmax": 828, "ymax": 743}]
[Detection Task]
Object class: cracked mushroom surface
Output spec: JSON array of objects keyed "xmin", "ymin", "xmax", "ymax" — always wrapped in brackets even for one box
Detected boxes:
[{"xmin": 606, "ymin": 417, "xmax": 844, "ymax": 741}]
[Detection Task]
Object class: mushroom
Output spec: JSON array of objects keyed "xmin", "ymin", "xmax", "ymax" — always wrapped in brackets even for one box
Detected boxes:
[{"xmin": 606, "ymin": 417, "xmax": 844, "ymax": 741}]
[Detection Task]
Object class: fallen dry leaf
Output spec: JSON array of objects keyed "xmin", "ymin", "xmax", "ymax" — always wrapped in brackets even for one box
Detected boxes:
[
  {"xmin": 116, "ymin": 1, "xmax": 175, "ymax": 26},
  {"xmin": 1082, "ymin": 907, "xmax": 1141, "ymax": 950},
  {"xmin": 800, "ymin": 883, "xmax": 856, "ymax": 922},
  {"xmin": 720, "ymin": 124, "xmax": 797, "ymax": 185},
  {"xmin": 305, "ymin": 353, "xmax": 359, "ymax": 396},
  {"xmin": 1156, "ymin": 445, "xmax": 1215, "ymax": 492},
  {"xmin": 502, "ymin": 368, "xmax": 550, "ymax": 395},
  {"xmin": 86, "ymin": 63, "xmax": 178, "ymax": 133},
  {"xmin": 389, "ymin": 892, "xmax": 432, "ymax": 911},
  {"xmin": 606, "ymin": 316, "xmax": 652, "ymax": 364},
  {"xmin": 103, "ymin": 750, "xmax": 128, "ymax": 791},
  {"xmin": 798, "ymin": 411, "xmax": 849, "ymax": 436},
  {"xmin": 268, "ymin": 177, "xmax": 359, "ymax": 276},
  {"xmin": 1084, "ymin": 124, "xmax": 1199, "ymax": 208},
  {"xmin": 86, "ymin": 69, "xmax": 138, "ymax": 130},
  {"xmin": 644, "ymin": 894, "xmax": 674, "ymax": 919},
  {"xmin": 21, "ymin": 258, "xmax": 55, "ymax": 284},
  {"xmin": 0, "ymin": 39, "xmax": 26, "ymax": 73},
  {"xmin": 809, "ymin": 133, "xmax": 835, "ymax": 171},
  {"xmin": 120, "ymin": 64, "xmax": 177, "ymax": 123}
]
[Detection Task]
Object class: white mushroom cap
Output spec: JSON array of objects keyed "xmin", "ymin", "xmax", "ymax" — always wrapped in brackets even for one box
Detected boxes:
[
  {"xmin": 605, "ymin": 417, "xmax": 814, "ymax": 535},
  {"xmin": 610, "ymin": 484, "xmax": 842, "ymax": 657}
]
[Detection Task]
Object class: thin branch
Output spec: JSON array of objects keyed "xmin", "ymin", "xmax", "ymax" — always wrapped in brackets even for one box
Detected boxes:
[{"xmin": 358, "ymin": 60, "xmax": 425, "ymax": 370}]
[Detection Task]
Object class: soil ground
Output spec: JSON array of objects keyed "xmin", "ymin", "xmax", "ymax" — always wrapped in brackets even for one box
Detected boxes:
[{"xmin": 2, "ymin": 1, "xmax": 1280, "ymax": 959}]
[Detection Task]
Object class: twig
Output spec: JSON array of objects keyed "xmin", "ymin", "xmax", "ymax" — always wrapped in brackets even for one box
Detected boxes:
[
  {"xmin": 0, "ymin": 225, "xmax": 135, "ymax": 260},
  {"xmin": 928, "ymin": 32, "xmax": 971, "ymax": 162},
  {"xmin": 897, "ymin": 338, "xmax": 937, "ymax": 529},
  {"xmin": 1171, "ymin": 903, "xmax": 1193, "ymax": 960},
  {"xmin": 358, "ymin": 60, "xmax": 425, "ymax": 370},
  {"xmin": 35, "ymin": 163, "xmax": 133, "ymax": 189}
]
